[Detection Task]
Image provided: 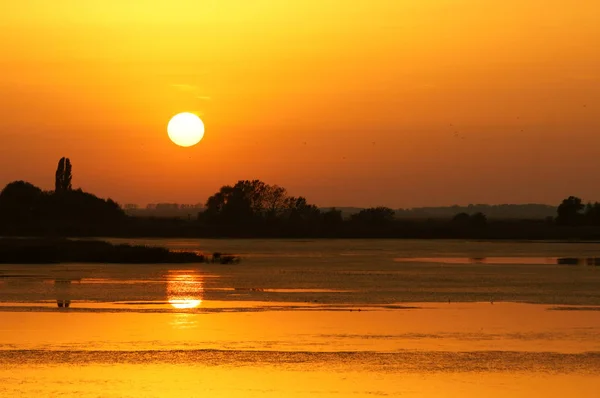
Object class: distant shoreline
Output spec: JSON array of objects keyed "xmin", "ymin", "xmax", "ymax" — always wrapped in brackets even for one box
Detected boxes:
[
  {"xmin": 5, "ymin": 234, "xmax": 600, "ymax": 242},
  {"xmin": 91, "ymin": 220, "xmax": 600, "ymax": 241},
  {"xmin": 3, "ymin": 176, "xmax": 597, "ymax": 242}
]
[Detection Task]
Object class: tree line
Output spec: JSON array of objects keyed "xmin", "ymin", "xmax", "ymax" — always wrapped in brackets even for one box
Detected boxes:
[
  {"xmin": 1, "ymin": 158, "xmax": 600, "ymax": 238},
  {"xmin": 556, "ymin": 196, "xmax": 600, "ymax": 226},
  {"xmin": 0, "ymin": 157, "xmax": 125, "ymax": 235}
]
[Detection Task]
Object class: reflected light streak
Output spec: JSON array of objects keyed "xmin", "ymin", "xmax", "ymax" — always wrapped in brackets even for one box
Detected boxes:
[
  {"xmin": 166, "ymin": 271, "xmax": 203, "ymax": 309},
  {"xmin": 169, "ymin": 299, "xmax": 202, "ymax": 309}
]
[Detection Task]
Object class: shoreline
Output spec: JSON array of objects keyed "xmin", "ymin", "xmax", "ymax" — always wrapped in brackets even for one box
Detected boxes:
[{"xmin": 6, "ymin": 235, "xmax": 600, "ymax": 244}]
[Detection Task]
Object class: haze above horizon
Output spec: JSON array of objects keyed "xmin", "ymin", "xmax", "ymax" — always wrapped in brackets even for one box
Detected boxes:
[{"xmin": 1, "ymin": 1, "xmax": 598, "ymax": 207}]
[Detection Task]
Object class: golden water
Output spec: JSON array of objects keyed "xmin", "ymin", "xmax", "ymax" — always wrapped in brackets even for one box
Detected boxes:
[{"xmin": 2, "ymin": 239, "xmax": 600, "ymax": 397}]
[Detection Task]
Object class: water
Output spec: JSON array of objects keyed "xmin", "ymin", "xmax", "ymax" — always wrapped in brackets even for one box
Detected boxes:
[{"xmin": 1, "ymin": 239, "xmax": 600, "ymax": 397}]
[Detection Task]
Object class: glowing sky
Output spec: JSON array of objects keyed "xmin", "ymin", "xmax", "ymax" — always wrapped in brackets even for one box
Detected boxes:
[{"xmin": 1, "ymin": 1, "xmax": 598, "ymax": 207}]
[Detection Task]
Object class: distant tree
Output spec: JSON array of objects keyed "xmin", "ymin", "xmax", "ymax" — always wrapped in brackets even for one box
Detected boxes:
[
  {"xmin": 201, "ymin": 180, "xmax": 321, "ymax": 229},
  {"xmin": 155, "ymin": 203, "xmax": 179, "ymax": 210},
  {"xmin": 0, "ymin": 181, "xmax": 45, "ymax": 222},
  {"xmin": 470, "ymin": 212, "xmax": 487, "ymax": 228},
  {"xmin": 232, "ymin": 180, "xmax": 269, "ymax": 215},
  {"xmin": 46, "ymin": 188, "xmax": 125, "ymax": 223},
  {"xmin": 322, "ymin": 207, "xmax": 343, "ymax": 226},
  {"xmin": 556, "ymin": 196, "xmax": 584, "ymax": 226},
  {"xmin": 202, "ymin": 181, "xmax": 268, "ymax": 224},
  {"xmin": 0, "ymin": 159, "xmax": 125, "ymax": 235},
  {"xmin": 451, "ymin": 212, "xmax": 471, "ymax": 226},
  {"xmin": 395, "ymin": 204, "xmax": 556, "ymax": 220},
  {"xmin": 584, "ymin": 202, "xmax": 600, "ymax": 226},
  {"xmin": 55, "ymin": 158, "xmax": 64, "ymax": 192},
  {"xmin": 0, "ymin": 181, "xmax": 43, "ymax": 204},
  {"xmin": 264, "ymin": 185, "xmax": 288, "ymax": 219},
  {"xmin": 55, "ymin": 157, "xmax": 72, "ymax": 193},
  {"xmin": 351, "ymin": 207, "xmax": 395, "ymax": 224},
  {"xmin": 286, "ymin": 196, "xmax": 320, "ymax": 223},
  {"xmin": 451, "ymin": 212, "xmax": 487, "ymax": 228},
  {"xmin": 202, "ymin": 187, "xmax": 232, "ymax": 221}
]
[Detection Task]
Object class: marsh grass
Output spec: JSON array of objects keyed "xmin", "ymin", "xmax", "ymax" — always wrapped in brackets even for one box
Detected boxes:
[{"xmin": 0, "ymin": 238, "xmax": 206, "ymax": 263}]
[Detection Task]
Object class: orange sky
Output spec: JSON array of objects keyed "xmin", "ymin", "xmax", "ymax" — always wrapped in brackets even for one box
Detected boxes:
[{"xmin": 1, "ymin": 1, "xmax": 599, "ymax": 207}]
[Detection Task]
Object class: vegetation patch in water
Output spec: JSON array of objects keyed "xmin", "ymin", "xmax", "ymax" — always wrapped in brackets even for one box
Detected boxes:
[{"xmin": 0, "ymin": 238, "xmax": 213, "ymax": 264}]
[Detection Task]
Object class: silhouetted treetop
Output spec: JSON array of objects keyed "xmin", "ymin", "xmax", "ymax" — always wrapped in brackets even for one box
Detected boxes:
[
  {"xmin": 451, "ymin": 212, "xmax": 488, "ymax": 228},
  {"xmin": 201, "ymin": 180, "xmax": 321, "ymax": 226},
  {"xmin": 46, "ymin": 188, "xmax": 125, "ymax": 223},
  {"xmin": 471, "ymin": 212, "xmax": 488, "ymax": 227},
  {"xmin": 557, "ymin": 196, "xmax": 584, "ymax": 226},
  {"xmin": 451, "ymin": 212, "xmax": 471, "ymax": 225},
  {"xmin": 0, "ymin": 180, "xmax": 43, "ymax": 203},
  {"xmin": 0, "ymin": 181, "xmax": 45, "ymax": 222},
  {"xmin": 584, "ymin": 202, "xmax": 600, "ymax": 226},
  {"xmin": 351, "ymin": 207, "xmax": 395, "ymax": 224},
  {"xmin": 322, "ymin": 207, "xmax": 344, "ymax": 226},
  {"xmin": 0, "ymin": 158, "xmax": 124, "ymax": 234},
  {"xmin": 55, "ymin": 157, "xmax": 72, "ymax": 193}
]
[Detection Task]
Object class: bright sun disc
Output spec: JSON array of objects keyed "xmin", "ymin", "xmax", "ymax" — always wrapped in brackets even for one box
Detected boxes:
[{"xmin": 167, "ymin": 112, "xmax": 205, "ymax": 147}]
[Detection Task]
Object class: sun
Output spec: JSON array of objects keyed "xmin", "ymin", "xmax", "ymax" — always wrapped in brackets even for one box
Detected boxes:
[{"xmin": 167, "ymin": 112, "xmax": 205, "ymax": 147}]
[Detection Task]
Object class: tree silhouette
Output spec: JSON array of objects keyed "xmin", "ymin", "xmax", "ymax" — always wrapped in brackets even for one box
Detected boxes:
[
  {"xmin": 451, "ymin": 212, "xmax": 487, "ymax": 228},
  {"xmin": 451, "ymin": 212, "xmax": 471, "ymax": 226},
  {"xmin": 0, "ymin": 159, "xmax": 125, "ymax": 235},
  {"xmin": 55, "ymin": 157, "xmax": 72, "ymax": 193},
  {"xmin": 0, "ymin": 181, "xmax": 45, "ymax": 222},
  {"xmin": 47, "ymin": 188, "xmax": 124, "ymax": 223},
  {"xmin": 286, "ymin": 196, "xmax": 320, "ymax": 223},
  {"xmin": 265, "ymin": 185, "xmax": 288, "ymax": 219},
  {"xmin": 322, "ymin": 208, "xmax": 343, "ymax": 226},
  {"xmin": 201, "ymin": 180, "xmax": 323, "ymax": 231},
  {"xmin": 471, "ymin": 212, "xmax": 487, "ymax": 227},
  {"xmin": 351, "ymin": 207, "xmax": 395, "ymax": 225},
  {"xmin": 584, "ymin": 202, "xmax": 600, "ymax": 226},
  {"xmin": 556, "ymin": 196, "xmax": 584, "ymax": 225},
  {"xmin": 202, "ymin": 182, "xmax": 258, "ymax": 224},
  {"xmin": 55, "ymin": 158, "xmax": 64, "ymax": 192}
]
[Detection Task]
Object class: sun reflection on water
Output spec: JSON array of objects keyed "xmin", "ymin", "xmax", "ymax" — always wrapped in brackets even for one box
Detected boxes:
[{"xmin": 166, "ymin": 271, "xmax": 203, "ymax": 309}]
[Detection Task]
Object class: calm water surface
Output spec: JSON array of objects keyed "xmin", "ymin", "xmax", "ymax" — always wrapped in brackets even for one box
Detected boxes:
[{"xmin": 1, "ymin": 239, "xmax": 600, "ymax": 397}]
